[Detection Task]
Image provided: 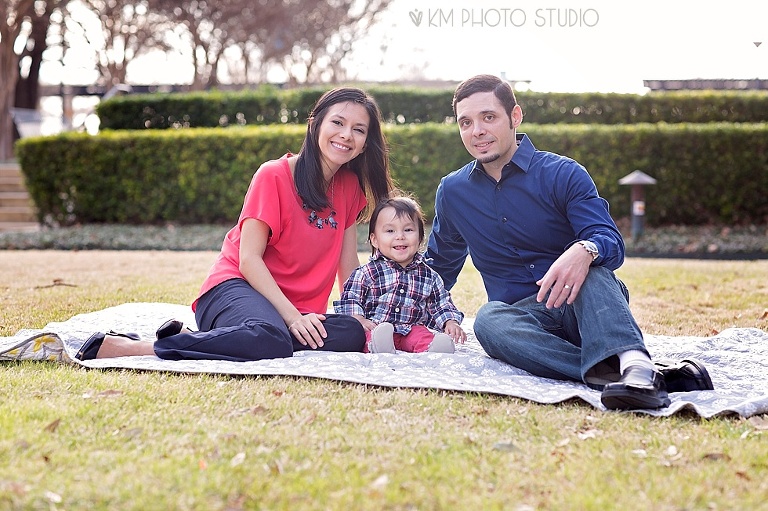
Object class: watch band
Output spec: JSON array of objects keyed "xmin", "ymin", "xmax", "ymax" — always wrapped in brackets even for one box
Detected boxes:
[{"xmin": 577, "ymin": 240, "xmax": 599, "ymax": 262}]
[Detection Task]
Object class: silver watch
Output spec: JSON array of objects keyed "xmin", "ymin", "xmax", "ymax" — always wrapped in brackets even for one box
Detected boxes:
[{"xmin": 578, "ymin": 240, "xmax": 599, "ymax": 261}]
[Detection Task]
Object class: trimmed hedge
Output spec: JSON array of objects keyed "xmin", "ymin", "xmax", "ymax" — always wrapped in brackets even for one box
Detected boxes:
[
  {"xmin": 15, "ymin": 123, "xmax": 768, "ymax": 226},
  {"xmin": 15, "ymin": 127, "xmax": 296, "ymax": 225},
  {"xmin": 96, "ymin": 86, "xmax": 457, "ymax": 129},
  {"xmin": 96, "ymin": 87, "xmax": 768, "ymax": 130}
]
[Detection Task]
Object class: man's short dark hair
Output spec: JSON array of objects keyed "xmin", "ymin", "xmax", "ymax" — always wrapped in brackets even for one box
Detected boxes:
[{"xmin": 452, "ymin": 74, "xmax": 518, "ymax": 118}]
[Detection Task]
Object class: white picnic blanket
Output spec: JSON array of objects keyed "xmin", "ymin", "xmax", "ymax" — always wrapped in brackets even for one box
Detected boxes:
[{"xmin": 2, "ymin": 302, "xmax": 767, "ymax": 418}]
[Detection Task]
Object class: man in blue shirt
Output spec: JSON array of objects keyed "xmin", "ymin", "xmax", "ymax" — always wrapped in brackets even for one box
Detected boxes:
[{"xmin": 426, "ymin": 74, "xmax": 712, "ymax": 410}]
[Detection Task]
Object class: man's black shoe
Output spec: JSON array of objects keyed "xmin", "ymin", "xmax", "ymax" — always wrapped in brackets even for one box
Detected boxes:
[
  {"xmin": 655, "ymin": 358, "xmax": 714, "ymax": 393},
  {"xmin": 601, "ymin": 365, "xmax": 671, "ymax": 410}
]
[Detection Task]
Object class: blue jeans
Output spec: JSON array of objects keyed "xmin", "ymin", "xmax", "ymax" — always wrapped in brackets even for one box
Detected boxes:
[
  {"xmin": 154, "ymin": 278, "xmax": 366, "ymax": 362},
  {"xmin": 474, "ymin": 266, "xmax": 647, "ymax": 387}
]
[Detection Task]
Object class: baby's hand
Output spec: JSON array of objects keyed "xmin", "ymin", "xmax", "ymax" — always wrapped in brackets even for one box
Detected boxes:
[
  {"xmin": 353, "ymin": 314, "xmax": 377, "ymax": 331},
  {"xmin": 444, "ymin": 320, "xmax": 466, "ymax": 344}
]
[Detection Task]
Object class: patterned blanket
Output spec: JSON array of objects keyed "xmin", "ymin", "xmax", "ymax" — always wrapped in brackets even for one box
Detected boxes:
[{"xmin": 2, "ymin": 302, "xmax": 766, "ymax": 418}]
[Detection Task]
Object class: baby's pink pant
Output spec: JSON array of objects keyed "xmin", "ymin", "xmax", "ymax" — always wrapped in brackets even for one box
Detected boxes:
[{"xmin": 364, "ymin": 325, "xmax": 435, "ymax": 353}]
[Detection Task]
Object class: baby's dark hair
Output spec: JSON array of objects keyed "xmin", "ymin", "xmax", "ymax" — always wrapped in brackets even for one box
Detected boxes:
[{"xmin": 368, "ymin": 196, "xmax": 426, "ymax": 255}]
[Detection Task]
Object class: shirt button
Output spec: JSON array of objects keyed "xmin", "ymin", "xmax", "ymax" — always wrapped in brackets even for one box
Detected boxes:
[
  {"xmin": 529, "ymin": 264, "xmax": 535, "ymax": 269},
  {"xmin": 399, "ymin": 288, "xmax": 405, "ymax": 293},
  {"xmin": 502, "ymin": 217, "xmax": 507, "ymax": 223},
  {"xmin": 395, "ymin": 307, "xmax": 400, "ymax": 312}
]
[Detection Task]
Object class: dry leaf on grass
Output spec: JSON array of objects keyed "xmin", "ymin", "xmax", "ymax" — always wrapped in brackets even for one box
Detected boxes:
[
  {"xmin": 81, "ymin": 389, "xmax": 124, "ymax": 399},
  {"xmin": 44, "ymin": 418, "xmax": 61, "ymax": 433},
  {"xmin": 2, "ymin": 481, "xmax": 29, "ymax": 496},
  {"xmin": 267, "ymin": 458, "xmax": 283, "ymax": 474},
  {"xmin": 122, "ymin": 427, "xmax": 142, "ymax": 439},
  {"xmin": 34, "ymin": 279, "xmax": 77, "ymax": 289},
  {"xmin": 702, "ymin": 452, "xmax": 731, "ymax": 461},
  {"xmin": 492, "ymin": 441, "xmax": 518, "ymax": 452},
  {"xmin": 98, "ymin": 389, "xmax": 123, "ymax": 398},
  {"xmin": 229, "ymin": 405, "xmax": 269, "ymax": 416},
  {"xmin": 370, "ymin": 474, "xmax": 389, "ymax": 490},
  {"xmin": 747, "ymin": 415, "xmax": 768, "ymax": 430},
  {"xmin": 44, "ymin": 491, "xmax": 62, "ymax": 504},
  {"xmin": 577, "ymin": 428, "xmax": 601, "ymax": 440},
  {"xmin": 230, "ymin": 452, "xmax": 246, "ymax": 467}
]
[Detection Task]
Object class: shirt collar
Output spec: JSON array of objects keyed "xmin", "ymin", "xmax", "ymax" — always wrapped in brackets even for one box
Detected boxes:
[
  {"xmin": 469, "ymin": 133, "xmax": 534, "ymax": 178},
  {"xmin": 371, "ymin": 250, "xmax": 425, "ymax": 269}
]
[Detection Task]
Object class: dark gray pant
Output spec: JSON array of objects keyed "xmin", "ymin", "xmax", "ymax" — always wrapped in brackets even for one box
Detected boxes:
[{"xmin": 154, "ymin": 278, "xmax": 365, "ymax": 361}]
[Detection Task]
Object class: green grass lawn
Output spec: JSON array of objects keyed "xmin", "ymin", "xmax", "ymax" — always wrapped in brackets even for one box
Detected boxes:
[{"xmin": 1, "ymin": 251, "xmax": 767, "ymax": 510}]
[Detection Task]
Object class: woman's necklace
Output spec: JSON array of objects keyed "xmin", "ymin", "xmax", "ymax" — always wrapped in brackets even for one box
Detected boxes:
[{"xmin": 303, "ymin": 177, "xmax": 337, "ymax": 229}]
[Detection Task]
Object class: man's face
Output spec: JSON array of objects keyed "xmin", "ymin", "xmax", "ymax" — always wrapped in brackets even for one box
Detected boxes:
[{"xmin": 455, "ymin": 91, "xmax": 521, "ymax": 169}]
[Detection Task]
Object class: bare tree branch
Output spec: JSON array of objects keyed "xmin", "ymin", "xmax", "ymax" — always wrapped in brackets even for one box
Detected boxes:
[
  {"xmin": 64, "ymin": 0, "xmax": 167, "ymax": 86},
  {"xmin": 268, "ymin": 0, "xmax": 392, "ymax": 85}
]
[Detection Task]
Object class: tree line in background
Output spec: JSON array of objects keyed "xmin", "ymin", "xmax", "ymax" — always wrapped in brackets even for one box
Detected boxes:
[{"xmin": 1, "ymin": 0, "xmax": 392, "ymax": 160}]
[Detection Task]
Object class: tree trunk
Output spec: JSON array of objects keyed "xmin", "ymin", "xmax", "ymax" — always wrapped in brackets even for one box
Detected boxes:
[
  {"xmin": 14, "ymin": 4, "xmax": 54, "ymax": 110},
  {"xmin": 0, "ymin": 42, "xmax": 22, "ymax": 161},
  {"xmin": 1, "ymin": 0, "xmax": 37, "ymax": 160}
]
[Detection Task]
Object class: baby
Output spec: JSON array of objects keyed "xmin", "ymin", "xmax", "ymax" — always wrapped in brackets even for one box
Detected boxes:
[{"xmin": 334, "ymin": 196, "xmax": 466, "ymax": 353}]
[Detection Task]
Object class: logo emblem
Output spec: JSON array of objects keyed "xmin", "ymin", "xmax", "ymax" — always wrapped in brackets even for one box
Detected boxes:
[{"xmin": 409, "ymin": 9, "xmax": 423, "ymax": 27}]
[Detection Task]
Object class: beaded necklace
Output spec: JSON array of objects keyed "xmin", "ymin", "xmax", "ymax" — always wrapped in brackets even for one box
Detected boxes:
[{"xmin": 303, "ymin": 176, "xmax": 337, "ymax": 229}]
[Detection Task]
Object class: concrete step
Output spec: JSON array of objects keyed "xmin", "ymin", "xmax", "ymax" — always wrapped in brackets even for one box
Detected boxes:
[
  {"xmin": 0, "ymin": 162, "xmax": 39, "ymax": 230},
  {"xmin": 0, "ymin": 163, "xmax": 29, "ymax": 193},
  {"xmin": 0, "ymin": 161, "xmax": 24, "ymax": 176},
  {"xmin": 0, "ymin": 206, "xmax": 37, "ymax": 223},
  {"xmin": 0, "ymin": 221, "xmax": 40, "ymax": 233},
  {"xmin": 0, "ymin": 191, "xmax": 35, "ymax": 208},
  {"xmin": 0, "ymin": 176, "xmax": 26, "ymax": 192}
]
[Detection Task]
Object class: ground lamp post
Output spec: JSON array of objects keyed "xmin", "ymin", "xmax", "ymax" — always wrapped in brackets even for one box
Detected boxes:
[{"xmin": 618, "ymin": 170, "xmax": 657, "ymax": 240}]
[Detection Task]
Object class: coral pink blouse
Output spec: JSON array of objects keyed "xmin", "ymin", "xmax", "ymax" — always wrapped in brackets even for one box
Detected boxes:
[{"xmin": 194, "ymin": 154, "xmax": 366, "ymax": 314}]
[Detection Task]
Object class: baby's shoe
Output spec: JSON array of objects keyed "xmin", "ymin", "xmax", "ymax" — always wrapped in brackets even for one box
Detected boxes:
[
  {"xmin": 369, "ymin": 322, "xmax": 396, "ymax": 354},
  {"xmin": 428, "ymin": 333, "xmax": 455, "ymax": 353}
]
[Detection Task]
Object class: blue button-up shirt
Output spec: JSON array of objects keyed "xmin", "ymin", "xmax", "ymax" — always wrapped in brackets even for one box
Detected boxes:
[{"xmin": 426, "ymin": 134, "xmax": 625, "ymax": 305}]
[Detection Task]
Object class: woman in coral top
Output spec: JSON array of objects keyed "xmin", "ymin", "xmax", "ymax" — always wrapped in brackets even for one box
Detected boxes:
[{"xmin": 77, "ymin": 87, "xmax": 394, "ymax": 361}]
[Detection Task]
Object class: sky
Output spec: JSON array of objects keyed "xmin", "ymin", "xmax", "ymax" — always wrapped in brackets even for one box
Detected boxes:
[
  {"xmin": 343, "ymin": 0, "xmax": 768, "ymax": 93},
  {"xmin": 35, "ymin": 0, "xmax": 768, "ymax": 133},
  {"xmin": 43, "ymin": 0, "xmax": 768, "ymax": 94}
]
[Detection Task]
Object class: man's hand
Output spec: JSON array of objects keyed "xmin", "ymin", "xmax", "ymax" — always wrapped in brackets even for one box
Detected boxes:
[{"xmin": 535, "ymin": 243, "xmax": 594, "ymax": 308}]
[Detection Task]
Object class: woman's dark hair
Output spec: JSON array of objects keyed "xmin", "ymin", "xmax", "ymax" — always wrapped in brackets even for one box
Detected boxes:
[
  {"xmin": 452, "ymin": 74, "xmax": 518, "ymax": 120},
  {"xmin": 368, "ymin": 195, "xmax": 426, "ymax": 255},
  {"xmin": 295, "ymin": 87, "xmax": 394, "ymax": 219}
]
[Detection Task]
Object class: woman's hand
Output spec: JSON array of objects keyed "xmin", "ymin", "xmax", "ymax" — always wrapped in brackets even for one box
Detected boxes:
[
  {"xmin": 444, "ymin": 320, "xmax": 467, "ymax": 344},
  {"xmin": 287, "ymin": 313, "xmax": 328, "ymax": 349},
  {"xmin": 240, "ymin": 219, "xmax": 329, "ymax": 349}
]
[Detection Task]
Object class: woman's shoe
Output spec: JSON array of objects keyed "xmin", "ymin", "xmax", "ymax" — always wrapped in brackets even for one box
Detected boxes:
[
  {"xmin": 75, "ymin": 331, "xmax": 139, "ymax": 361},
  {"xmin": 156, "ymin": 319, "xmax": 184, "ymax": 339}
]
